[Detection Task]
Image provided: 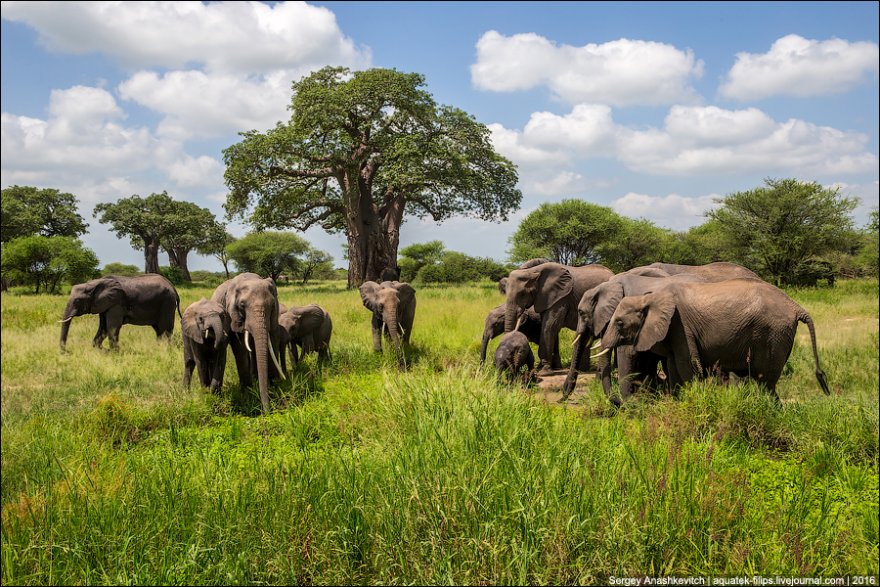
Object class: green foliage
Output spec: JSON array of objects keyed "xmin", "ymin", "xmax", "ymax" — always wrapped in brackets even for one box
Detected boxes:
[
  {"xmin": 509, "ymin": 199, "xmax": 623, "ymax": 265},
  {"xmin": 101, "ymin": 262, "xmax": 141, "ymax": 277},
  {"xmin": 399, "ymin": 240, "xmax": 446, "ymax": 280},
  {"xmin": 1, "ymin": 235, "xmax": 99, "ymax": 293},
  {"xmin": 158, "ymin": 265, "xmax": 185, "ymax": 285},
  {"xmin": 414, "ymin": 251, "xmax": 509, "ymax": 284},
  {"xmin": 708, "ymin": 178, "xmax": 857, "ymax": 285},
  {"xmin": 598, "ymin": 217, "xmax": 670, "ymax": 272},
  {"xmin": 225, "ymin": 231, "xmax": 310, "ymax": 281},
  {"xmin": 223, "ymin": 66, "xmax": 520, "ymax": 285},
  {"xmin": 0, "ymin": 185, "xmax": 88, "ymax": 243}
]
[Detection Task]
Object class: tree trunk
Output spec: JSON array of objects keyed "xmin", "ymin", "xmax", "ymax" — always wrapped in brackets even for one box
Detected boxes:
[
  {"xmin": 144, "ymin": 238, "xmax": 161, "ymax": 274},
  {"xmin": 344, "ymin": 179, "xmax": 404, "ymax": 288},
  {"xmin": 167, "ymin": 247, "xmax": 193, "ymax": 282}
]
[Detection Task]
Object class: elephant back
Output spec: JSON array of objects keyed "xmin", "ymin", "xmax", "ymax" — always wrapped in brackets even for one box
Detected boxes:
[{"xmin": 569, "ymin": 264, "xmax": 615, "ymax": 300}]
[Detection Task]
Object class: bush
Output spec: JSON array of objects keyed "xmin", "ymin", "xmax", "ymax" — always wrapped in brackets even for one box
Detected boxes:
[
  {"xmin": 1, "ymin": 235, "xmax": 99, "ymax": 293},
  {"xmin": 101, "ymin": 262, "xmax": 141, "ymax": 277},
  {"xmin": 414, "ymin": 252, "xmax": 508, "ymax": 284},
  {"xmin": 159, "ymin": 265, "xmax": 185, "ymax": 285}
]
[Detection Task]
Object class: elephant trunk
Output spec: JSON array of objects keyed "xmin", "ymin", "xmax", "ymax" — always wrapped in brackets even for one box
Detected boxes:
[
  {"xmin": 59, "ymin": 303, "xmax": 76, "ymax": 351},
  {"xmin": 384, "ymin": 304, "xmax": 401, "ymax": 351},
  {"xmin": 207, "ymin": 315, "xmax": 226, "ymax": 351},
  {"xmin": 252, "ymin": 324, "xmax": 271, "ymax": 413},
  {"xmin": 562, "ymin": 322, "xmax": 589, "ymax": 400},
  {"xmin": 479, "ymin": 329, "xmax": 491, "ymax": 364},
  {"xmin": 504, "ymin": 302, "xmax": 519, "ymax": 334}
]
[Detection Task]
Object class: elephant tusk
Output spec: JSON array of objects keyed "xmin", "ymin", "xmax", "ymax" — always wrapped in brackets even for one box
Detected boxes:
[
  {"xmin": 514, "ymin": 315, "xmax": 524, "ymax": 331},
  {"xmin": 244, "ymin": 330, "xmax": 252, "ymax": 352},
  {"xmin": 572, "ymin": 334, "xmax": 581, "ymax": 347},
  {"xmin": 399, "ymin": 324, "xmax": 406, "ymax": 336},
  {"xmin": 268, "ymin": 336, "xmax": 286, "ymax": 380},
  {"xmin": 590, "ymin": 347, "xmax": 610, "ymax": 359},
  {"xmin": 204, "ymin": 329, "xmax": 210, "ymax": 340},
  {"xmin": 58, "ymin": 317, "xmax": 73, "ymax": 323},
  {"xmin": 591, "ymin": 339, "xmax": 602, "ymax": 349}
]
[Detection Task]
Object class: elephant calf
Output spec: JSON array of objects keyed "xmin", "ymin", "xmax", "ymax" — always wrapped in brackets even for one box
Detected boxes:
[
  {"xmin": 279, "ymin": 304, "xmax": 333, "ymax": 368},
  {"xmin": 494, "ymin": 331, "xmax": 536, "ymax": 386},
  {"xmin": 182, "ymin": 299, "xmax": 230, "ymax": 393}
]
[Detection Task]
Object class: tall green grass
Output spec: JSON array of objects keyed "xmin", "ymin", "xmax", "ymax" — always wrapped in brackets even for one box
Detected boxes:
[{"xmin": 2, "ymin": 279, "xmax": 877, "ymax": 584}]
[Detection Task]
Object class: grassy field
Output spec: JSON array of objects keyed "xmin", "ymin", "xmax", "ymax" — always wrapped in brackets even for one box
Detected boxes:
[{"xmin": 1, "ymin": 278, "xmax": 878, "ymax": 584}]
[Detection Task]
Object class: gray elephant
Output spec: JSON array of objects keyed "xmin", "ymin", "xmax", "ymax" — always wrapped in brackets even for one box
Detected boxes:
[
  {"xmin": 182, "ymin": 299, "xmax": 230, "ymax": 393},
  {"xmin": 494, "ymin": 331, "xmax": 535, "ymax": 386},
  {"xmin": 359, "ymin": 280, "xmax": 416, "ymax": 362},
  {"xmin": 59, "ymin": 274, "xmax": 180, "ymax": 351},
  {"xmin": 504, "ymin": 262, "xmax": 614, "ymax": 373},
  {"xmin": 480, "ymin": 305, "xmax": 554, "ymax": 366},
  {"xmin": 645, "ymin": 261, "xmax": 760, "ymax": 280},
  {"xmin": 279, "ymin": 304, "xmax": 333, "ymax": 368},
  {"xmin": 600, "ymin": 278, "xmax": 830, "ymax": 398},
  {"xmin": 211, "ymin": 273, "xmax": 286, "ymax": 412},
  {"xmin": 563, "ymin": 273, "xmax": 704, "ymax": 404}
]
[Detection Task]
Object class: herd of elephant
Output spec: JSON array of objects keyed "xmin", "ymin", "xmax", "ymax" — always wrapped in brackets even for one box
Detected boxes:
[
  {"xmin": 57, "ymin": 270, "xmax": 414, "ymax": 412},
  {"xmin": 57, "ymin": 259, "xmax": 830, "ymax": 412}
]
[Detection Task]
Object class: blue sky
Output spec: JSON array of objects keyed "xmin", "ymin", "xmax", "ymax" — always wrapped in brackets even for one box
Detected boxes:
[{"xmin": 2, "ymin": 1, "xmax": 878, "ymax": 271}]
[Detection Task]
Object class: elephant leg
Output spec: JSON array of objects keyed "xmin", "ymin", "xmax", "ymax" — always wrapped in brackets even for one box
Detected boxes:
[
  {"xmin": 551, "ymin": 333, "xmax": 563, "ymax": 370},
  {"xmin": 183, "ymin": 341, "xmax": 195, "ymax": 389},
  {"xmin": 229, "ymin": 334, "xmax": 252, "ymax": 390},
  {"xmin": 537, "ymin": 306, "xmax": 565, "ymax": 374},
  {"xmin": 106, "ymin": 309, "xmax": 124, "ymax": 350},
  {"xmin": 210, "ymin": 348, "xmax": 227, "ymax": 394},
  {"xmin": 371, "ymin": 316, "xmax": 383, "ymax": 352},
  {"xmin": 93, "ymin": 313, "xmax": 108, "ymax": 348}
]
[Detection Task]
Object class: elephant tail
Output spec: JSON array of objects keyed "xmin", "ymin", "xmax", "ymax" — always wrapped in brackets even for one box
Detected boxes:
[
  {"xmin": 798, "ymin": 311, "xmax": 830, "ymax": 395},
  {"xmin": 176, "ymin": 293, "xmax": 183, "ymax": 320}
]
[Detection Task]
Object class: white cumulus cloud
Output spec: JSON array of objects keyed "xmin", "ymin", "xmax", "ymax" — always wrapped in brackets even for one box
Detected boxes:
[
  {"xmin": 611, "ymin": 192, "xmax": 720, "ymax": 231},
  {"xmin": 720, "ymin": 34, "xmax": 879, "ymax": 100},
  {"xmin": 1, "ymin": 1, "xmax": 370, "ymax": 73},
  {"xmin": 472, "ymin": 30, "xmax": 704, "ymax": 106}
]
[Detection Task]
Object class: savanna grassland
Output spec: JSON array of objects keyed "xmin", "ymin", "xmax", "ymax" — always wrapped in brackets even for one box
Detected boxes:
[{"xmin": 1, "ymin": 279, "xmax": 878, "ymax": 585}]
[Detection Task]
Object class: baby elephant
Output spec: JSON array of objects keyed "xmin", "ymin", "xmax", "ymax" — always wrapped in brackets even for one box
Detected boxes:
[
  {"xmin": 494, "ymin": 331, "xmax": 536, "ymax": 386},
  {"xmin": 182, "ymin": 298, "xmax": 230, "ymax": 393},
  {"xmin": 279, "ymin": 304, "xmax": 333, "ymax": 368}
]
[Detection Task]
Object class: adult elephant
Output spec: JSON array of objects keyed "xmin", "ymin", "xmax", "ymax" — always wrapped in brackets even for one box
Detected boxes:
[
  {"xmin": 359, "ymin": 280, "xmax": 416, "ymax": 364},
  {"xmin": 59, "ymin": 274, "xmax": 180, "ymax": 351},
  {"xmin": 181, "ymin": 298, "xmax": 230, "ymax": 393},
  {"xmin": 562, "ymin": 273, "xmax": 704, "ymax": 404},
  {"xmin": 279, "ymin": 304, "xmax": 333, "ymax": 368},
  {"xmin": 504, "ymin": 262, "xmax": 614, "ymax": 372},
  {"xmin": 600, "ymin": 279, "xmax": 830, "ymax": 398},
  {"xmin": 211, "ymin": 273, "xmax": 286, "ymax": 412}
]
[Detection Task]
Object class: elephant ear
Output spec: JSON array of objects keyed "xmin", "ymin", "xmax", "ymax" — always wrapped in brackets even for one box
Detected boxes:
[
  {"xmin": 359, "ymin": 281, "xmax": 381, "ymax": 311},
  {"xmin": 534, "ymin": 264, "xmax": 572, "ymax": 314},
  {"xmin": 593, "ymin": 282, "xmax": 625, "ymax": 336},
  {"xmin": 182, "ymin": 300, "xmax": 206, "ymax": 344},
  {"xmin": 392, "ymin": 282, "xmax": 416, "ymax": 305},
  {"xmin": 91, "ymin": 278, "xmax": 125, "ymax": 313},
  {"xmin": 635, "ymin": 290, "xmax": 676, "ymax": 352},
  {"xmin": 298, "ymin": 305, "xmax": 325, "ymax": 332}
]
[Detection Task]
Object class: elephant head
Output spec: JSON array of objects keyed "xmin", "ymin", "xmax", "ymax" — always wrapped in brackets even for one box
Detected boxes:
[
  {"xmin": 59, "ymin": 277, "xmax": 125, "ymax": 351},
  {"xmin": 182, "ymin": 299, "xmax": 229, "ymax": 351},
  {"xmin": 359, "ymin": 280, "xmax": 416, "ymax": 353},
  {"xmin": 504, "ymin": 263, "xmax": 572, "ymax": 333},
  {"xmin": 601, "ymin": 290, "xmax": 676, "ymax": 353},
  {"xmin": 213, "ymin": 273, "xmax": 285, "ymax": 412}
]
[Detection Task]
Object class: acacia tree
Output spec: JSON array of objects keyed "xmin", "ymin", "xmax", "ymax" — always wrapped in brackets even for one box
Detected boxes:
[
  {"xmin": 1, "ymin": 186, "xmax": 88, "ymax": 243},
  {"xmin": 708, "ymin": 178, "xmax": 856, "ymax": 285},
  {"xmin": 509, "ymin": 199, "xmax": 623, "ymax": 266},
  {"xmin": 161, "ymin": 200, "xmax": 224, "ymax": 282},
  {"xmin": 225, "ymin": 231, "xmax": 311, "ymax": 282},
  {"xmin": 94, "ymin": 192, "xmax": 174, "ymax": 274},
  {"xmin": 223, "ymin": 66, "xmax": 521, "ymax": 287}
]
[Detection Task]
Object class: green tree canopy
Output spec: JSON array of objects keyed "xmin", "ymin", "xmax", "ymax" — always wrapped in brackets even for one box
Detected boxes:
[
  {"xmin": 598, "ymin": 218, "xmax": 670, "ymax": 272},
  {"xmin": 223, "ymin": 66, "xmax": 521, "ymax": 287},
  {"xmin": 708, "ymin": 178, "xmax": 857, "ymax": 285},
  {"xmin": 101, "ymin": 262, "xmax": 141, "ymax": 277},
  {"xmin": 94, "ymin": 192, "xmax": 223, "ymax": 280},
  {"xmin": 160, "ymin": 200, "xmax": 224, "ymax": 282},
  {"xmin": 398, "ymin": 240, "xmax": 446, "ymax": 280},
  {"xmin": 225, "ymin": 231, "xmax": 317, "ymax": 282},
  {"xmin": 1, "ymin": 236, "xmax": 99, "ymax": 294},
  {"xmin": 1, "ymin": 186, "xmax": 88, "ymax": 243},
  {"xmin": 509, "ymin": 199, "xmax": 623, "ymax": 266}
]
